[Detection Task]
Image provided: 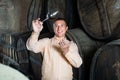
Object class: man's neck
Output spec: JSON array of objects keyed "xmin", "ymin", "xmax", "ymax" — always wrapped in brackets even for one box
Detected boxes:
[{"xmin": 54, "ymin": 36, "xmax": 65, "ymax": 41}]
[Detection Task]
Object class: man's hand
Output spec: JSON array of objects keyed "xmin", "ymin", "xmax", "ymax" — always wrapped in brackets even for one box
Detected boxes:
[
  {"xmin": 32, "ymin": 18, "xmax": 43, "ymax": 34},
  {"xmin": 59, "ymin": 40, "xmax": 72, "ymax": 55}
]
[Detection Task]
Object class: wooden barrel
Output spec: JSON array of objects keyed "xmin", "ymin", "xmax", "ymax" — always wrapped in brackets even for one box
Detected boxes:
[
  {"xmin": 66, "ymin": 28, "xmax": 103, "ymax": 80},
  {"xmin": 0, "ymin": 0, "xmax": 19, "ymax": 31},
  {"xmin": 0, "ymin": 31, "xmax": 17, "ymax": 59},
  {"xmin": 0, "ymin": 31, "xmax": 22, "ymax": 69},
  {"xmin": 90, "ymin": 39, "xmax": 120, "ymax": 80},
  {"xmin": 29, "ymin": 52, "xmax": 43, "ymax": 80},
  {"xmin": 16, "ymin": 31, "xmax": 32, "ymax": 74},
  {"xmin": 67, "ymin": 28, "xmax": 101, "ymax": 59},
  {"xmin": 0, "ymin": 0, "xmax": 31, "ymax": 32},
  {"xmin": 27, "ymin": 0, "xmax": 44, "ymax": 31},
  {"xmin": 77, "ymin": 0, "xmax": 120, "ymax": 40},
  {"xmin": 0, "ymin": 63, "xmax": 29, "ymax": 80}
]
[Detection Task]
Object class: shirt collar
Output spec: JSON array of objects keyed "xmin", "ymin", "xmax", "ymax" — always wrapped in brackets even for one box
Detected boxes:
[{"xmin": 52, "ymin": 36, "xmax": 67, "ymax": 44}]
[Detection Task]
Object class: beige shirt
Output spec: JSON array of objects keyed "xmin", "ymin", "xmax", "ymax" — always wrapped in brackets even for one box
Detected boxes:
[{"xmin": 26, "ymin": 32, "xmax": 82, "ymax": 80}]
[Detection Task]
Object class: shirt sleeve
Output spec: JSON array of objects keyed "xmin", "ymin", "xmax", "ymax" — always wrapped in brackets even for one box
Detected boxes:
[
  {"xmin": 26, "ymin": 32, "xmax": 49, "ymax": 54},
  {"xmin": 65, "ymin": 42, "xmax": 82, "ymax": 68}
]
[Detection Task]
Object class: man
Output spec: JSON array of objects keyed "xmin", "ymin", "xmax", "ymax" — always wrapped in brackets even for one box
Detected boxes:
[{"xmin": 26, "ymin": 18, "xmax": 82, "ymax": 80}]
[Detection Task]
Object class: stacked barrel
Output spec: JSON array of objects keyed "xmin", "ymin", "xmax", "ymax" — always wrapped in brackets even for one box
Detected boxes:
[{"xmin": 0, "ymin": 31, "xmax": 19, "ymax": 67}]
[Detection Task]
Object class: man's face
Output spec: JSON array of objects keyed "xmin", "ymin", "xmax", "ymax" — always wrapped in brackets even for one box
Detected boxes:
[{"xmin": 53, "ymin": 20, "xmax": 68, "ymax": 38}]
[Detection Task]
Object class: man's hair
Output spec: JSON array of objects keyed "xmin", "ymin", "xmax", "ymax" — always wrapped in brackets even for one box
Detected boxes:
[{"xmin": 53, "ymin": 18, "xmax": 67, "ymax": 26}]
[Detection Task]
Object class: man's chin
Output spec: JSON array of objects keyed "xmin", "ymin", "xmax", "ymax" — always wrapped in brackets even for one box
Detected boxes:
[{"xmin": 56, "ymin": 35, "xmax": 63, "ymax": 37}]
